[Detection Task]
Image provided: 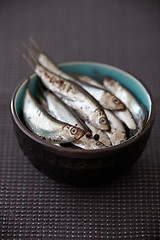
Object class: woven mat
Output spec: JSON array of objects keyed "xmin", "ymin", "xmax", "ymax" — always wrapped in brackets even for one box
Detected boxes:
[{"xmin": 0, "ymin": 0, "xmax": 160, "ymax": 239}]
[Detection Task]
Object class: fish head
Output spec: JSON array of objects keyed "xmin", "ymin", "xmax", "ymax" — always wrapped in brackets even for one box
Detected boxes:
[
  {"xmin": 73, "ymin": 136, "xmax": 107, "ymax": 150},
  {"xmin": 101, "ymin": 92, "xmax": 126, "ymax": 111},
  {"xmin": 94, "ymin": 141, "xmax": 107, "ymax": 149},
  {"xmin": 63, "ymin": 125, "xmax": 85, "ymax": 141},
  {"xmin": 85, "ymin": 139, "xmax": 107, "ymax": 149},
  {"xmin": 111, "ymin": 95, "xmax": 126, "ymax": 110},
  {"xmin": 89, "ymin": 109, "xmax": 111, "ymax": 131}
]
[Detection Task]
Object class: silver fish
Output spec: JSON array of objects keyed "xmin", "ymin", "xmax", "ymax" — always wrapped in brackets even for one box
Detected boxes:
[
  {"xmin": 104, "ymin": 109, "xmax": 126, "ymax": 145},
  {"xmin": 36, "ymin": 85, "xmax": 107, "ymax": 150},
  {"xmin": 103, "ymin": 77, "xmax": 145, "ymax": 130},
  {"xmin": 74, "ymin": 73, "xmax": 103, "ymax": 88},
  {"xmin": 25, "ymin": 39, "xmax": 125, "ymax": 111},
  {"xmin": 75, "ymin": 81, "xmax": 125, "ymax": 111},
  {"xmin": 73, "ymin": 73, "xmax": 137, "ymax": 130},
  {"xmin": 74, "ymin": 75, "xmax": 136, "ymax": 130},
  {"xmin": 36, "ymin": 82, "xmax": 86, "ymax": 130},
  {"xmin": 114, "ymin": 109, "xmax": 136, "ymax": 130},
  {"xmin": 86, "ymin": 122, "xmax": 112, "ymax": 147},
  {"xmin": 27, "ymin": 38, "xmax": 73, "ymax": 81},
  {"xmin": 23, "ymin": 80, "xmax": 85, "ymax": 144},
  {"xmin": 86, "ymin": 110, "xmax": 126, "ymax": 146},
  {"xmin": 23, "ymin": 54, "xmax": 111, "ymax": 131},
  {"xmin": 72, "ymin": 137, "xmax": 107, "ymax": 150}
]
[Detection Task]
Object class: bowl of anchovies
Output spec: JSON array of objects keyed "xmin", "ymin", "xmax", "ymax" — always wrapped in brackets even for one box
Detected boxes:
[{"xmin": 11, "ymin": 39, "xmax": 155, "ymax": 186}]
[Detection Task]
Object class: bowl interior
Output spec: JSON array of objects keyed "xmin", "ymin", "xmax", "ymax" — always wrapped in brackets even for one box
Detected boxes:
[{"xmin": 15, "ymin": 62, "xmax": 152, "ymax": 123}]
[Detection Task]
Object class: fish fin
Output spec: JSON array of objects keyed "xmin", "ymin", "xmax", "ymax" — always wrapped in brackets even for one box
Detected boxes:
[{"xmin": 23, "ymin": 42, "xmax": 34, "ymax": 56}]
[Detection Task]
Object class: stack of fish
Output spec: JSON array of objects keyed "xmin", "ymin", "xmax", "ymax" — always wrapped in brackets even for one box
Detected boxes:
[{"xmin": 22, "ymin": 39, "xmax": 146, "ymax": 150}]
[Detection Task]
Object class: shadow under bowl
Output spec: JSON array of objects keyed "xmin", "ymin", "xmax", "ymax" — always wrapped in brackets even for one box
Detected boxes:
[{"xmin": 10, "ymin": 62, "xmax": 155, "ymax": 186}]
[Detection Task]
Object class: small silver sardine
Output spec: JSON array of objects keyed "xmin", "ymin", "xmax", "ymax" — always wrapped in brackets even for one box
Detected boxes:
[
  {"xmin": 86, "ymin": 122, "xmax": 112, "ymax": 147},
  {"xmin": 23, "ymin": 81, "xmax": 85, "ymax": 144},
  {"xmin": 73, "ymin": 74, "xmax": 126, "ymax": 111},
  {"xmin": 87, "ymin": 110, "xmax": 126, "ymax": 146},
  {"xmin": 74, "ymin": 73, "xmax": 103, "ymax": 88},
  {"xmin": 113, "ymin": 109, "xmax": 136, "ymax": 130},
  {"xmin": 104, "ymin": 109, "xmax": 126, "ymax": 145},
  {"xmin": 72, "ymin": 137, "xmax": 107, "ymax": 150},
  {"xmin": 36, "ymin": 83, "xmax": 85, "ymax": 130},
  {"xmin": 27, "ymin": 38, "xmax": 73, "ymax": 81},
  {"xmin": 23, "ymin": 54, "xmax": 110, "ymax": 131},
  {"xmin": 37, "ymin": 86, "xmax": 107, "ymax": 150},
  {"xmin": 103, "ymin": 77, "xmax": 145, "ymax": 130},
  {"xmin": 76, "ymin": 80, "xmax": 126, "ymax": 111},
  {"xmin": 25, "ymin": 39, "xmax": 125, "ymax": 111}
]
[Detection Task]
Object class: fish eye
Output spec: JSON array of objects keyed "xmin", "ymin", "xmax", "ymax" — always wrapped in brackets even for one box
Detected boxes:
[
  {"xmin": 70, "ymin": 127, "xmax": 78, "ymax": 135},
  {"xmin": 113, "ymin": 97, "xmax": 120, "ymax": 104},
  {"xmin": 96, "ymin": 141, "xmax": 104, "ymax": 147},
  {"xmin": 99, "ymin": 117, "xmax": 107, "ymax": 125}
]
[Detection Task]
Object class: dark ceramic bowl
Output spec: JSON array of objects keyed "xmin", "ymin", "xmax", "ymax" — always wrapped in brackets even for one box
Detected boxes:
[{"xmin": 11, "ymin": 62, "xmax": 155, "ymax": 186}]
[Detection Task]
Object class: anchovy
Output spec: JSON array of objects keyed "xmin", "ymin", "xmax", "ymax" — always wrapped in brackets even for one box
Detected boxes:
[
  {"xmin": 75, "ymin": 80, "xmax": 126, "ymax": 111},
  {"xmin": 104, "ymin": 109, "xmax": 126, "ymax": 145},
  {"xmin": 86, "ymin": 110, "xmax": 126, "ymax": 146},
  {"xmin": 74, "ymin": 73, "xmax": 103, "ymax": 88},
  {"xmin": 36, "ymin": 85, "xmax": 107, "ymax": 150},
  {"xmin": 36, "ymin": 81, "xmax": 87, "ymax": 131},
  {"xmin": 72, "ymin": 137, "xmax": 107, "ymax": 150},
  {"xmin": 114, "ymin": 109, "xmax": 137, "ymax": 130},
  {"xmin": 73, "ymin": 74, "xmax": 136, "ymax": 130},
  {"xmin": 103, "ymin": 76, "xmax": 145, "ymax": 130},
  {"xmin": 23, "ymin": 80, "xmax": 85, "ymax": 144},
  {"xmin": 27, "ymin": 38, "xmax": 73, "ymax": 81},
  {"xmin": 86, "ymin": 122, "xmax": 112, "ymax": 147},
  {"xmin": 25, "ymin": 39, "xmax": 125, "ymax": 111},
  {"xmin": 23, "ymin": 54, "xmax": 110, "ymax": 131}
]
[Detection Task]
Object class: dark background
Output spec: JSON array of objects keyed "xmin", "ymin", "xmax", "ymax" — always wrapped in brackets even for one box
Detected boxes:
[{"xmin": 0, "ymin": 0, "xmax": 160, "ymax": 239}]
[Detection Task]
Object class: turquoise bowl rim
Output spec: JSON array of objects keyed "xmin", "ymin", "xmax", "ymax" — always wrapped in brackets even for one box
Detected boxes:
[{"xmin": 11, "ymin": 61, "xmax": 155, "ymax": 155}]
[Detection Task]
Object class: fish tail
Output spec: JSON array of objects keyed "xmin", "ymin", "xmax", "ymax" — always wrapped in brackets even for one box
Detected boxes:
[
  {"xmin": 29, "ymin": 37, "xmax": 43, "ymax": 58},
  {"xmin": 23, "ymin": 40, "xmax": 39, "ymax": 60},
  {"xmin": 22, "ymin": 53, "xmax": 38, "ymax": 70}
]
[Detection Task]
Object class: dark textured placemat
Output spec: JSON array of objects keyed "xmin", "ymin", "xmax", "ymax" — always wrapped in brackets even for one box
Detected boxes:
[{"xmin": 0, "ymin": 0, "xmax": 160, "ymax": 239}]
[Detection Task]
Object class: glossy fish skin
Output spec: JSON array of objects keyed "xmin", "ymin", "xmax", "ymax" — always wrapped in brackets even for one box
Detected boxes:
[
  {"xmin": 77, "ymin": 74, "xmax": 137, "ymax": 130},
  {"xmin": 104, "ymin": 109, "xmax": 126, "ymax": 146},
  {"xmin": 36, "ymin": 83, "xmax": 85, "ymax": 130},
  {"xmin": 113, "ymin": 109, "xmax": 137, "ymax": 130},
  {"xmin": 103, "ymin": 77, "xmax": 145, "ymax": 130},
  {"xmin": 77, "ymin": 82, "xmax": 126, "ymax": 111},
  {"xmin": 37, "ymin": 86, "xmax": 107, "ymax": 150},
  {"xmin": 23, "ymin": 54, "xmax": 110, "ymax": 131},
  {"xmin": 26, "ymin": 40, "xmax": 125, "ymax": 111},
  {"xmin": 74, "ymin": 73, "xmax": 103, "ymax": 88},
  {"xmin": 87, "ymin": 110, "xmax": 127, "ymax": 146},
  {"xmin": 72, "ymin": 138, "xmax": 107, "ymax": 150},
  {"xmin": 23, "ymin": 81, "xmax": 85, "ymax": 144}
]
